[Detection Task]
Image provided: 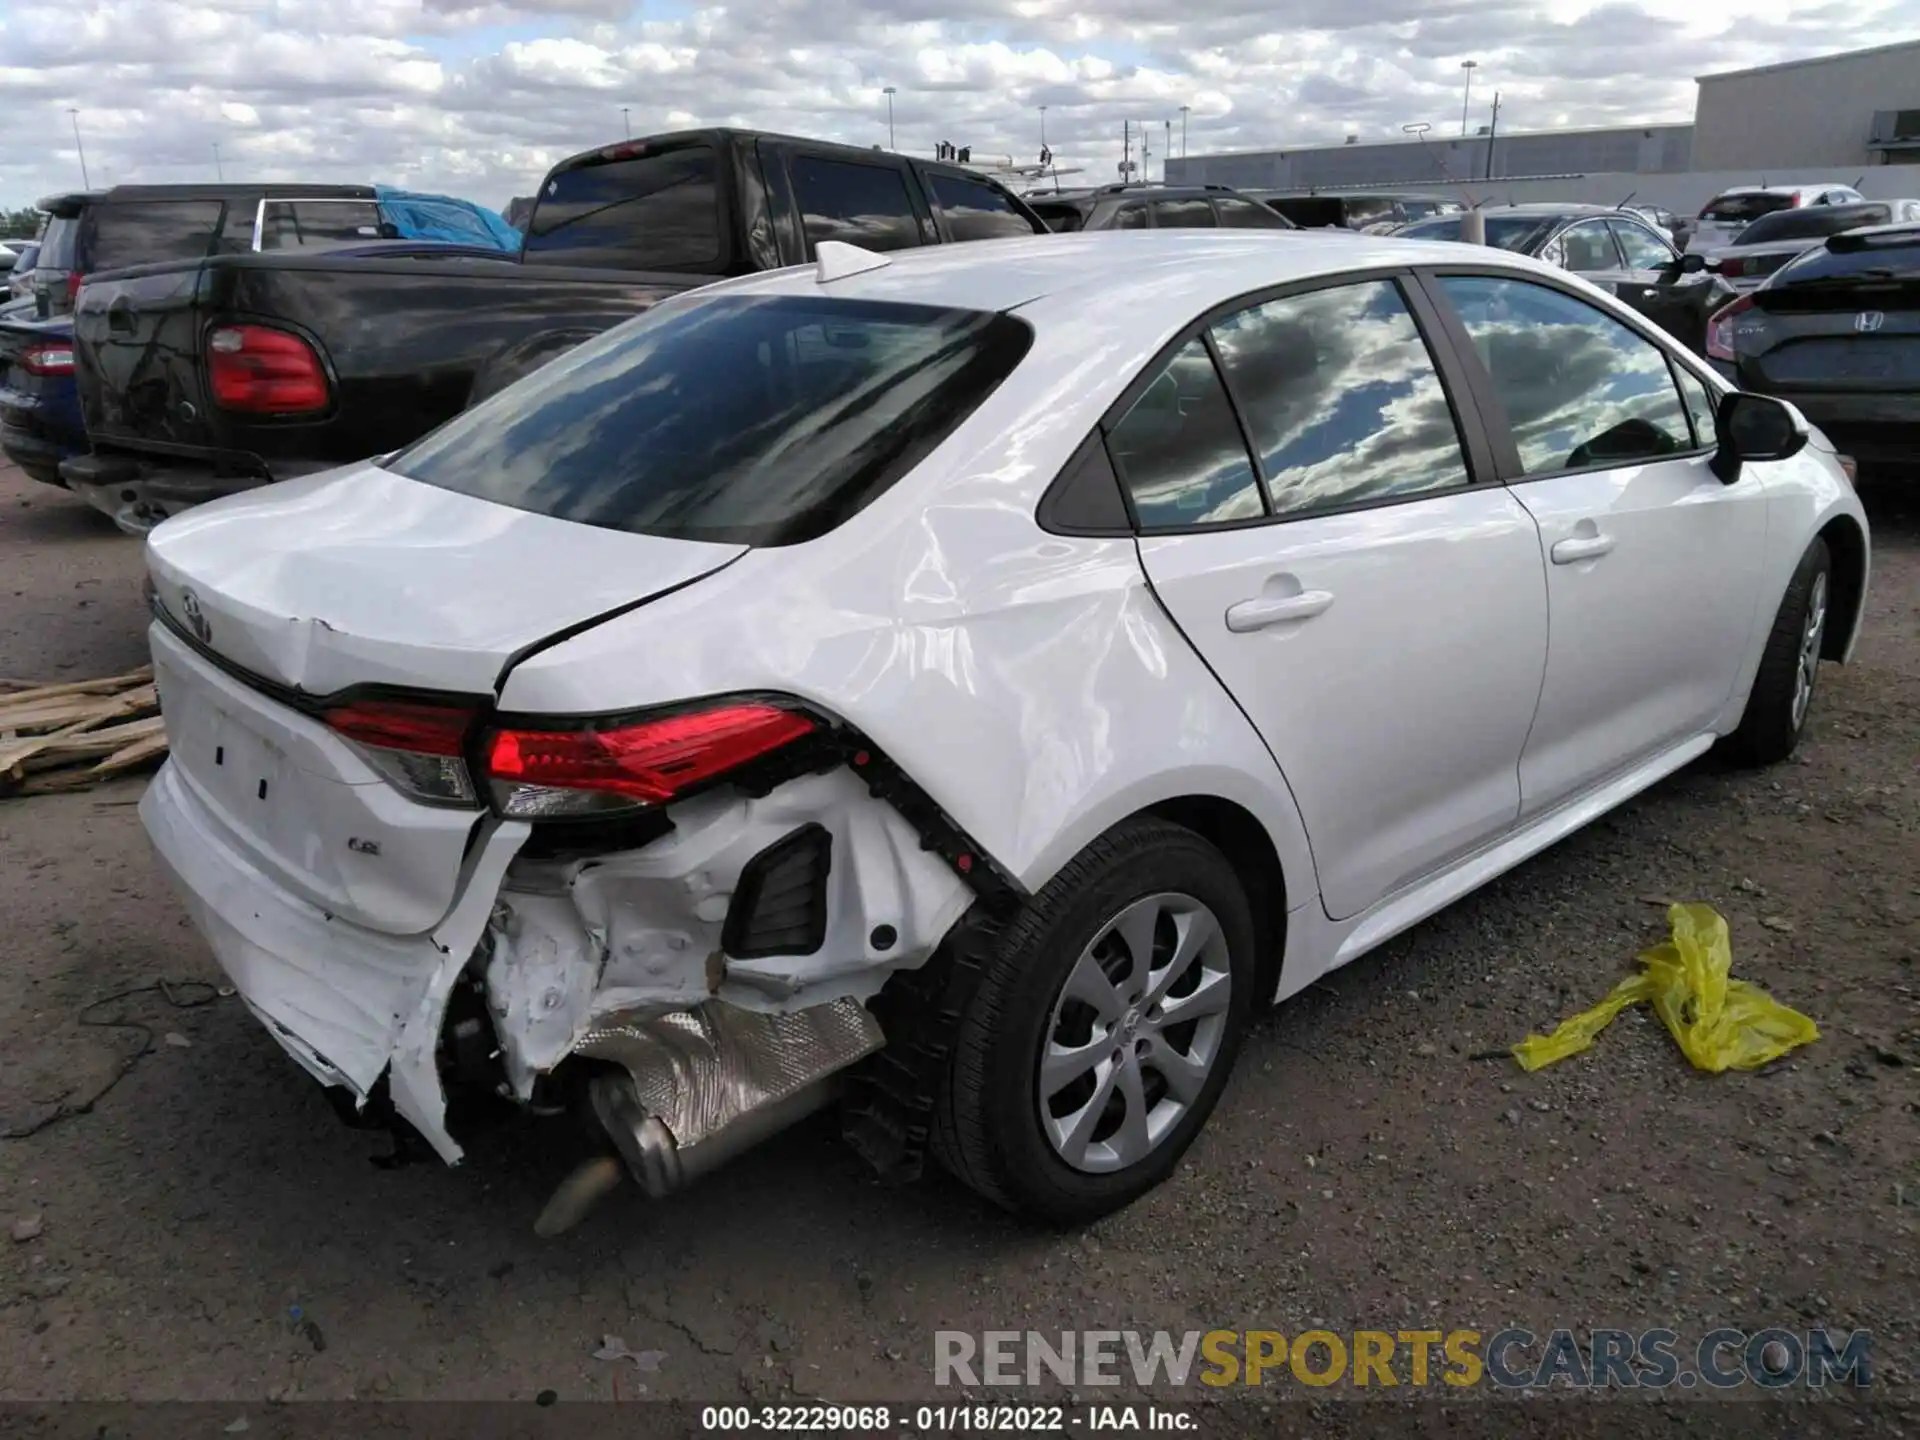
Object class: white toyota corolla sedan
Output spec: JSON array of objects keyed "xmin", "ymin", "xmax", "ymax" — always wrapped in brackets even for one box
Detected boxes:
[{"xmin": 138, "ymin": 231, "xmax": 1869, "ymax": 1228}]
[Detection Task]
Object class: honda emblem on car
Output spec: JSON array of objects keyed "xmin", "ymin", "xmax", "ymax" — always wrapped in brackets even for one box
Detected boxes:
[
  {"xmin": 1854, "ymin": 311, "xmax": 1885, "ymax": 333},
  {"xmin": 179, "ymin": 588, "xmax": 212, "ymax": 644}
]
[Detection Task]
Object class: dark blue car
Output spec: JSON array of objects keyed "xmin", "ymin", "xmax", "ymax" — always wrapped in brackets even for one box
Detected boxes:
[{"xmin": 0, "ymin": 314, "xmax": 84, "ymax": 487}]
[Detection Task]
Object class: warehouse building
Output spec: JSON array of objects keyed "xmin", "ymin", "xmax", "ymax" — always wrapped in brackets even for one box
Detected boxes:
[
  {"xmin": 1692, "ymin": 39, "xmax": 1920, "ymax": 170},
  {"xmin": 1168, "ymin": 124, "xmax": 1693, "ymax": 191},
  {"xmin": 1168, "ymin": 38, "xmax": 1920, "ymax": 195}
]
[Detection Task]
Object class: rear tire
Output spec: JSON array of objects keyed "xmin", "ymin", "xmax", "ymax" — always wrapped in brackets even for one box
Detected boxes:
[
  {"xmin": 932, "ymin": 818, "xmax": 1256, "ymax": 1224},
  {"xmin": 1723, "ymin": 536, "xmax": 1831, "ymax": 767}
]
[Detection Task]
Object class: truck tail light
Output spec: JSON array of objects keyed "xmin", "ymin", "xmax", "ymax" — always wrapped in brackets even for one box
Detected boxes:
[
  {"xmin": 20, "ymin": 342, "xmax": 75, "ymax": 376},
  {"xmin": 322, "ymin": 698, "xmax": 479, "ymax": 805},
  {"xmin": 66, "ymin": 272, "xmax": 83, "ymax": 303},
  {"xmin": 1705, "ymin": 294, "xmax": 1756, "ymax": 363},
  {"xmin": 484, "ymin": 701, "xmax": 817, "ymax": 818},
  {"xmin": 207, "ymin": 324, "xmax": 330, "ymax": 415}
]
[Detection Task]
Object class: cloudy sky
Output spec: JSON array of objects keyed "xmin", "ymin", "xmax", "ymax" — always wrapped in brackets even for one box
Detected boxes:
[{"xmin": 1, "ymin": 0, "xmax": 1912, "ymax": 211}]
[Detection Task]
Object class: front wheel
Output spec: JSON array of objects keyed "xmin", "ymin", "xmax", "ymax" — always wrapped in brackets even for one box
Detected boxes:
[
  {"xmin": 1724, "ymin": 536, "xmax": 1832, "ymax": 767},
  {"xmin": 933, "ymin": 818, "xmax": 1257, "ymax": 1224}
]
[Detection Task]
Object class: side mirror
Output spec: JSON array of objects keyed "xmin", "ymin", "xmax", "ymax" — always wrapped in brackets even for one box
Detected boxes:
[
  {"xmin": 1712, "ymin": 392, "xmax": 1807, "ymax": 482},
  {"xmin": 1678, "ymin": 252, "xmax": 1707, "ymax": 275}
]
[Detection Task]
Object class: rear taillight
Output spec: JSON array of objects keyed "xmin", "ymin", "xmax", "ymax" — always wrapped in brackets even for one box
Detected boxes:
[
  {"xmin": 1705, "ymin": 294, "xmax": 1757, "ymax": 363},
  {"xmin": 20, "ymin": 342, "xmax": 74, "ymax": 376},
  {"xmin": 65, "ymin": 272, "xmax": 83, "ymax": 303},
  {"xmin": 1717, "ymin": 257, "xmax": 1745, "ymax": 278},
  {"xmin": 207, "ymin": 324, "xmax": 330, "ymax": 415},
  {"xmin": 323, "ymin": 698, "xmax": 478, "ymax": 805},
  {"xmin": 484, "ymin": 702, "xmax": 817, "ymax": 819}
]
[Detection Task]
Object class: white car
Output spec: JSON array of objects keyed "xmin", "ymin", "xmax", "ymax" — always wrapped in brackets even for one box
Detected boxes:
[
  {"xmin": 138, "ymin": 231, "xmax": 1870, "ymax": 1228},
  {"xmin": 1685, "ymin": 183, "xmax": 1866, "ymax": 255}
]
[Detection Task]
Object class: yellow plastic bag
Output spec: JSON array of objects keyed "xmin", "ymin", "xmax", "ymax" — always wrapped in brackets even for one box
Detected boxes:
[{"xmin": 1512, "ymin": 903, "xmax": 1819, "ymax": 1073}]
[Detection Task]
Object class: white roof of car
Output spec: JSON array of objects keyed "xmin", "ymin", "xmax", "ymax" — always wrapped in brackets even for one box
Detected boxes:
[
  {"xmin": 702, "ymin": 231, "xmax": 1545, "ymax": 319},
  {"xmin": 1712, "ymin": 184, "xmax": 1850, "ymax": 197}
]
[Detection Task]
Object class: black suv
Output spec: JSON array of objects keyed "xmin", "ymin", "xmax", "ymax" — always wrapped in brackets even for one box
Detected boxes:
[
  {"xmin": 1245, "ymin": 191, "xmax": 1463, "ymax": 231},
  {"xmin": 30, "ymin": 183, "xmax": 380, "ymax": 317},
  {"xmin": 1025, "ymin": 183, "xmax": 1295, "ymax": 233}
]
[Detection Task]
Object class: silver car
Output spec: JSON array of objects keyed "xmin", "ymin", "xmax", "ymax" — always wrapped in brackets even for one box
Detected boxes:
[{"xmin": 1708, "ymin": 199, "xmax": 1920, "ymax": 291}]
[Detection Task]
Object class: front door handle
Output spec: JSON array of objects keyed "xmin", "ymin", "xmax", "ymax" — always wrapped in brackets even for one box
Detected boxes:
[
  {"xmin": 1225, "ymin": 589, "xmax": 1335, "ymax": 632},
  {"xmin": 1551, "ymin": 533, "xmax": 1616, "ymax": 564}
]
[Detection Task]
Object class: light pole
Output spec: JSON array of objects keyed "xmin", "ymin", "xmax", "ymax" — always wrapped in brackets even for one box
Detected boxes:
[
  {"xmin": 1038, "ymin": 104, "xmax": 1047, "ymax": 149},
  {"xmin": 622, "ymin": 106, "xmax": 631, "ymax": 140},
  {"xmin": 212, "ymin": 141, "xmax": 224, "ymax": 181},
  {"xmin": 68, "ymin": 109, "xmax": 91, "ymax": 188},
  {"xmin": 1459, "ymin": 60, "xmax": 1478, "ymax": 136},
  {"xmin": 883, "ymin": 86, "xmax": 896, "ymax": 150}
]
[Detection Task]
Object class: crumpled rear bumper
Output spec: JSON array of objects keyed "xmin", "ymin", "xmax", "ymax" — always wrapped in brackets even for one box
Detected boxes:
[
  {"xmin": 140, "ymin": 758, "xmax": 527, "ymax": 1162},
  {"xmin": 60, "ymin": 452, "xmax": 333, "ymax": 535}
]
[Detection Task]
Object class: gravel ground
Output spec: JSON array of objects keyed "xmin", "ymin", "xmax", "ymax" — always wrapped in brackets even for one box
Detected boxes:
[{"xmin": 0, "ymin": 461, "xmax": 1913, "ymax": 1424}]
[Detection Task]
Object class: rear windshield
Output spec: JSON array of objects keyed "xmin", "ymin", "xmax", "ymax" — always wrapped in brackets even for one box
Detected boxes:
[
  {"xmin": 1397, "ymin": 215, "xmax": 1558, "ymax": 252},
  {"xmin": 1027, "ymin": 201, "xmax": 1086, "ymax": 233},
  {"xmin": 389, "ymin": 295, "xmax": 1034, "ymax": 546},
  {"xmin": 257, "ymin": 200, "xmax": 386, "ymax": 252},
  {"xmin": 1700, "ymin": 192, "xmax": 1795, "ymax": 224},
  {"xmin": 1770, "ymin": 228, "xmax": 1920, "ymax": 287},
  {"xmin": 36, "ymin": 214, "xmax": 80, "ymax": 270},
  {"xmin": 523, "ymin": 146, "xmax": 722, "ymax": 272},
  {"xmin": 1732, "ymin": 205, "xmax": 1891, "ymax": 246}
]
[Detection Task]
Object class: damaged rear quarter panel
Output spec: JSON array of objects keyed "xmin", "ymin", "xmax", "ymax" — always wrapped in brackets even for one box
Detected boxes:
[{"xmin": 483, "ymin": 769, "xmax": 972, "ymax": 1100}]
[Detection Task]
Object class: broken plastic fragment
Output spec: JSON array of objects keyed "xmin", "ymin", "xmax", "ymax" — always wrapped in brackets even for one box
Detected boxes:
[
  {"xmin": 1511, "ymin": 903, "xmax": 1819, "ymax": 1073},
  {"xmin": 593, "ymin": 1336, "xmax": 667, "ymax": 1373}
]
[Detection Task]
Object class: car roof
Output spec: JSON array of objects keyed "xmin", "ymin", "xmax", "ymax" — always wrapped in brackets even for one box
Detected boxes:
[
  {"xmin": 1712, "ymin": 183, "xmax": 1851, "ymax": 197},
  {"xmin": 700, "ymin": 230, "xmax": 1555, "ymax": 319}
]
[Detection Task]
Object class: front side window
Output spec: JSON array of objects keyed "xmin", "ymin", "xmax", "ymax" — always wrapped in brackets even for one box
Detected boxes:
[
  {"xmin": 1105, "ymin": 339, "xmax": 1262, "ymax": 528},
  {"xmin": 1113, "ymin": 204, "xmax": 1149, "ymax": 231},
  {"xmin": 1436, "ymin": 275, "xmax": 1694, "ymax": 476},
  {"xmin": 390, "ymin": 295, "xmax": 1031, "ymax": 546},
  {"xmin": 87, "ymin": 201, "xmax": 226, "ymax": 271},
  {"xmin": 788, "ymin": 156, "xmax": 923, "ymax": 252},
  {"xmin": 1609, "ymin": 220, "xmax": 1675, "ymax": 270},
  {"xmin": 524, "ymin": 146, "xmax": 721, "ymax": 270},
  {"xmin": 925, "ymin": 173, "xmax": 1035, "ymax": 243},
  {"xmin": 1557, "ymin": 222, "xmax": 1619, "ymax": 274},
  {"xmin": 1209, "ymin": 280, "xmax": 1471, "ymax": 519}
]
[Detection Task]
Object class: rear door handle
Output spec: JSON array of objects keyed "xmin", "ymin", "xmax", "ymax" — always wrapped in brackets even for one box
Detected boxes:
[
  {"xmin": 1224, "ymin": 589, "xmax": 1335, "ymax": 632},
  {"xmin": 1551, "ymin": 533, "xmax": 1616, "ymax": 564}
]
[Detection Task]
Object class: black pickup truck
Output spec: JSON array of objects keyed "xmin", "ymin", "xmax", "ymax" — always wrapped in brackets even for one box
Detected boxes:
[{"xmin": 67, "ymin": 129, "xmax": 1048, "ymax": 530}]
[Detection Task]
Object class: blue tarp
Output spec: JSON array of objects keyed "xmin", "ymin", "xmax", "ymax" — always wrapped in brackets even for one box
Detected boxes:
[{"xmin": 374, "ymin": 186, "xmax": 522, "ymax": 253}]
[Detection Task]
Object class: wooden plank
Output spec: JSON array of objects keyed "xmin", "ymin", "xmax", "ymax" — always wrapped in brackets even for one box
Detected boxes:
[
  {"xmin": 0, "ymin": 685, "xmax": 158, "ymax": 734},
  {"xmin": 92, "ymin": 732, "xmax": 170, "ymax": 775},
  {"xmin": 0, "ymin": 668, "xmax": 153, "ymax": 706},
  {"xmin": 19, "ymin": 718, "xmax": 168, "ymax": 774}
]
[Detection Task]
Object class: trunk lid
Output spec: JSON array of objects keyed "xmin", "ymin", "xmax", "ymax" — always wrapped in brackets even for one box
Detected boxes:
[
  {"xmin": 145, "ymin": 462, "xmax": 747, "ymax": 697},
  {"xmin": 1747, "ymin": 277, "xmax": 1920, "ymax": 390},
  {"xmin": 145, "ymin": 464, "xmax": 746, "ymax": 935}
]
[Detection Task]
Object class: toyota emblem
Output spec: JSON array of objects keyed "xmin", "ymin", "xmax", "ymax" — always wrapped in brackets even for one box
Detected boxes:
[
  {"xmin": 1855, "ymin": 311, "xmax": 1885, "ymax": 333},
  {"xmin": 179, "ymin": 588, "xmax": 212, "ymax": 644}
]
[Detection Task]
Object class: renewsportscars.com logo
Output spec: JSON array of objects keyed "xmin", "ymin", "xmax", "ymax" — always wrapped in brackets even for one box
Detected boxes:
[{"xmin": 934, "ymin": 1328, "xmax": 1872, "ymax": 1391}]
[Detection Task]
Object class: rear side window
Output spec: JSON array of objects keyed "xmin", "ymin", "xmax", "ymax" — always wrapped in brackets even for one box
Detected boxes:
[
  {"xmin": 1113, "ymin": 204, "xmax": 1149, "ymax": 231},
  {"xmin": 389, "ymin": 295, "xmax": 1031, "ymax": 547},
  {"xmin": 1152, "ymin": 198, "xmax": 1215, "ymax": 229},
  {"xmin": 789, "ymin": 157, "xmax": 922, "ymax": 252},
  {"xmin": 1700, "ymin": 192, "xmax": 1794, "ymax": 224},
  {"xmin": 925, "ymin": 173, "xmax": 1035, "ymax": 242},
  {"xmin": 1214, "ymin": 197, "xmax": 1287, "ymax": 229},
  {"xmin": 1437, "ymin": 275, "xmax": 1693, "ymax": 476},
  {"xmin": 1609, "ymin": 220, "xmax": 1675, "ymax": 270},
  {"xmin": 1106, "ymin": 339, "xmax": 1263, "ymax": 528},
  {"xmin": 1210, "ymin": 280, "xmax": 1470, "ymax": 518},
  {"xmin": 257, "ymin": 201, "xmax": 385, "ymax": 252},
  {"xmin": 88, "ymin": 200, "xmax": 225, "ymax": 271},
  {"xmin": 524, "ymin": 147, "xmax": 722, "ymax": 270}
]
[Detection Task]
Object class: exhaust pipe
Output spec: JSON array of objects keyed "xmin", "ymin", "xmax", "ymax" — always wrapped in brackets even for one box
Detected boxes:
[{"xmin": 533, "ymin": 997, "xmax": 884, "ymax": 1235}]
